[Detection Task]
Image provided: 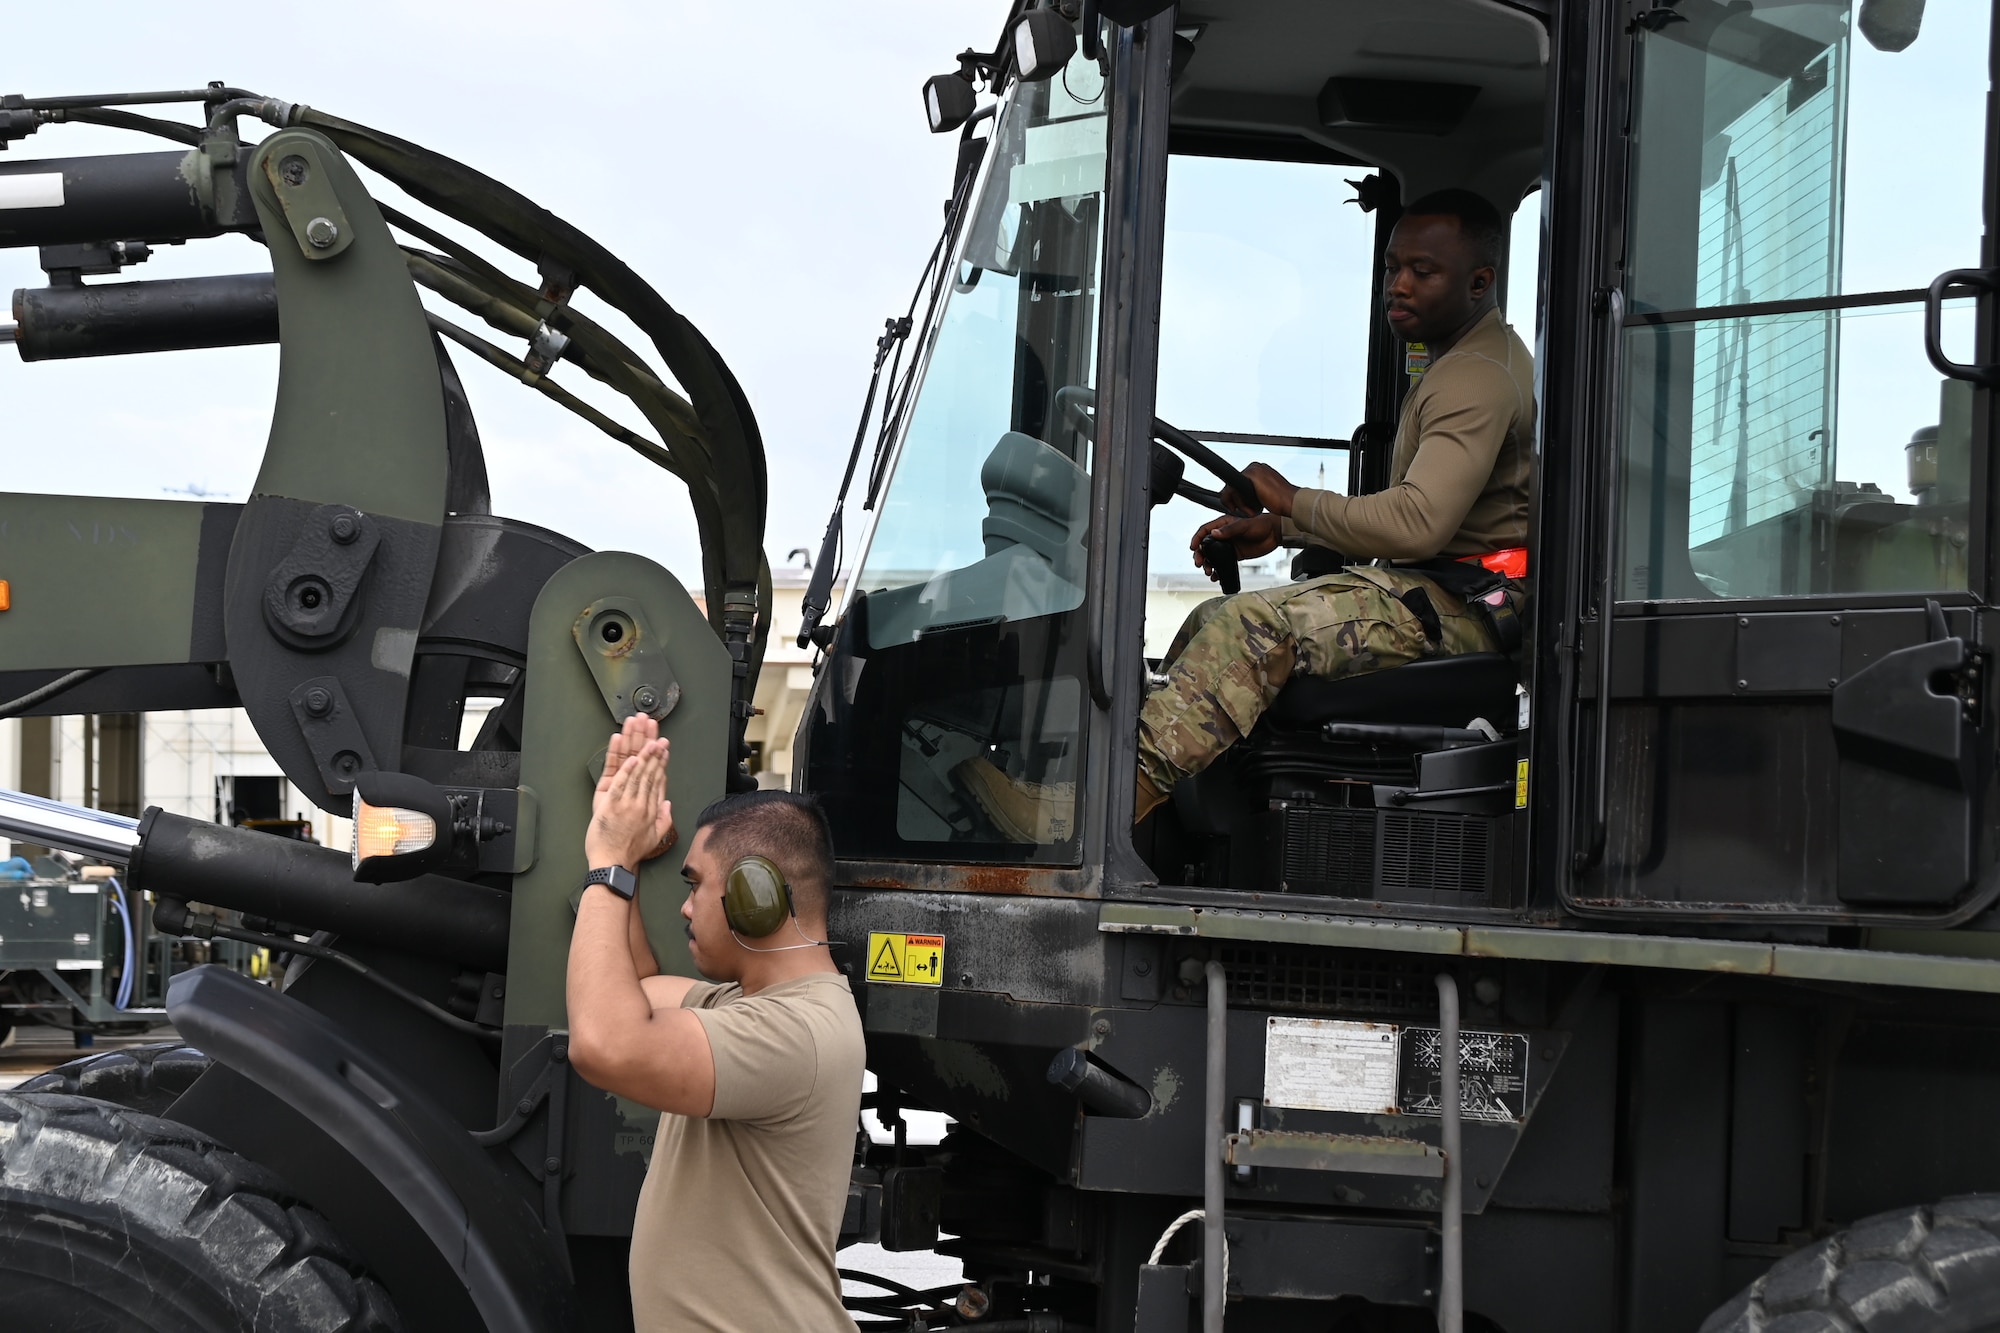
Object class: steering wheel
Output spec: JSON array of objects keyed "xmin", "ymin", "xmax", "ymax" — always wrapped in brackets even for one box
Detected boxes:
[
  {"xmin": 1053, "ymin": 386, "xmax": 1263, "ymax": 517},
  {"xmin": 1054, "ymin": 385, "xmax": 1260, "ymax": 594}
]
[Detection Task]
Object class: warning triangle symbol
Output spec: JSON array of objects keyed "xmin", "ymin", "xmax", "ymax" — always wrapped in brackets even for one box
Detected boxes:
[{"xmin": 868, "ymin": 935, "xmax": 903, "ymax": 980}]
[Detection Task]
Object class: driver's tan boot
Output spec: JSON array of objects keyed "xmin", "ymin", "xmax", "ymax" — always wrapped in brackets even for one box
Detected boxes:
[{"xmin": 953, "ymin": 757, "xmax": 1077, "ymax": 843}]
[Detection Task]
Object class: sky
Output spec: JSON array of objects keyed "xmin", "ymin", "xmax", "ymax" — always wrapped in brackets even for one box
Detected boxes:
[{"xmin": 1, "ymin": 1, "xmax": 1007, "ymax": 587}]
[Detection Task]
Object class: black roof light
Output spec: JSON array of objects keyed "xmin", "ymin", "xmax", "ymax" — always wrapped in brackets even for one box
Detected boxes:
[
  {"xmin": 1011, "ymin": 8, "xmax": 1078, "ymax": 83},
  {"xmin": 924, "ymin": 72, "xmax": 977, "ymax": 134}
]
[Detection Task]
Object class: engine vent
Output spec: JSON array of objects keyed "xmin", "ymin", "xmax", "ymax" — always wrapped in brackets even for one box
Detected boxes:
[
  {"xmin": 1277, "ymin": 803, "xmax": 1375, "ymax": 896},
  {"xmin": 1216, "ymin": 943, "xmax": 1439, "ymax": 1020},
  {"xmin": 1379, "ymin": 811, "xmax": 1494, "ymax": 897}
]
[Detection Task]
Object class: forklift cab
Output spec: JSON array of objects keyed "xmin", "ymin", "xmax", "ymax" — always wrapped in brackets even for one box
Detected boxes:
[{"xmin": 801, "ymin": 0, "xmax": 1999, "ymax": 927}]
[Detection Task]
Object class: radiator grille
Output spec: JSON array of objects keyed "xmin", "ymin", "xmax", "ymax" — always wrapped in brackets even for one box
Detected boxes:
[
  {"xmin": 1277, "ymin": 804, "xmax": 1375, "ymax": 896},
  {"xmin": 1379, "ymin": 811, "xmax": 1494, "ymax": 896},
  {"xmin": 1216, "ymin": 943, "xmax": 1439, "ymax": 1019}
]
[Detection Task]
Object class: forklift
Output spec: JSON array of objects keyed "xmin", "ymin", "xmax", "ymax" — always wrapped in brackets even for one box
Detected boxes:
[
  {"xmin": 0, "ymin": 0, "xmax": 1995, "ymax": 1328},
  {"xmin": 793, "ymin": 0, "xmax": 2000, "ymax": 1329}
]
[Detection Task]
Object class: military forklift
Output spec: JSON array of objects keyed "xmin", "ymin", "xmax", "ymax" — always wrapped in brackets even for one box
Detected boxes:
[
  {"xmin": 0, "ymin": 0, "xmax": 1997, "ymax": 1328},
  {"xmin": 790, "ymin": 0, "xmax": 2000, "ymax": 1330}
]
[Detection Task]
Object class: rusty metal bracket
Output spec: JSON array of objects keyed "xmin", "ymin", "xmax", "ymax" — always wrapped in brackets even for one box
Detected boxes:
[
  {"xmin": 260, "ymin": 137, "xmax": 354, "ymax": 262},
  {"xmin": 571, "ymin": 595, "xmax": 680, "ymax": 725}
]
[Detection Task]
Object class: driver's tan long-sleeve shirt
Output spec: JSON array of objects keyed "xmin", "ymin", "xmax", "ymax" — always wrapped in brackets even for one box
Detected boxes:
[{"xmin": 1284, "ymin": 308, "xmax": 1535, "ymax": 560}]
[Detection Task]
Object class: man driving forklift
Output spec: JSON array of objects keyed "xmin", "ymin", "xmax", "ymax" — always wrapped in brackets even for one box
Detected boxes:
[{"xmin": 957, "ymin": 188, "xmax": 1536, "ymax": 838}]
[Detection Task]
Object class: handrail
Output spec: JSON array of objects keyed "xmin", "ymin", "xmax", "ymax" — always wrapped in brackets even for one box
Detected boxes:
[
  {"xmin": 1924, "ymin": 268, "xmax": 1997, "ymax": 388},
  {"xmin": 1576, "ymin": 287, "xmax": 1626, "ymax": 872}
]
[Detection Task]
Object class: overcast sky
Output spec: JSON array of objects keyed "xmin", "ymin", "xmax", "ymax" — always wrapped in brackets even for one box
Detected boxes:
[{"xmin": 2, "ymin": 2, "xmax": 1004, "ymax": 586}]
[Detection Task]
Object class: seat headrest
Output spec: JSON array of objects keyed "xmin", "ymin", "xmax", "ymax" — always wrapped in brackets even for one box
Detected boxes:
[{"xmin": 981, "ymin": 432, "xmax": 1089, "ymax": 561}]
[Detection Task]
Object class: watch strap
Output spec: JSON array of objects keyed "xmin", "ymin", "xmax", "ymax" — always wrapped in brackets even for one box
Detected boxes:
[{"xmin": 583, "ymin": 865, "xmax": 640, "ymax": 900}]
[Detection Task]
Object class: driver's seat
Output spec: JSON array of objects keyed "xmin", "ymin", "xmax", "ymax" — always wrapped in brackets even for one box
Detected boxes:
[{"xmin": 1266, "ymin": 652, "xmax": 1520, "ymax": 730}]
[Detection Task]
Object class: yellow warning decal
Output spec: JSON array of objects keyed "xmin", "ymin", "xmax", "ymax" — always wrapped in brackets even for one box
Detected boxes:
[
  {"xmin": 1515, "ymin": 759, "xmax": 1530, "ymax": 809},
  {"xmin": 867, "ymin": 932, "xmax": 945, "ymax": 986}
]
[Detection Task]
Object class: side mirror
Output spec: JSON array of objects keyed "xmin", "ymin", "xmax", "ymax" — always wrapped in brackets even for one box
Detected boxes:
[
  {"xmin": 351, "ymin": 771, "xmax": 450, "ymax": 883},
  {"xmin": 923, "ymin": 73, "xmax": 976, "ymax": 134},
  {"xmin": 1011, "ymin": 9, "xmax": 1078, "ymax": 82}
]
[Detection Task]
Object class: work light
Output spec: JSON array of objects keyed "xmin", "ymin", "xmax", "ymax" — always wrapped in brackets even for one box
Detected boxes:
[
  {"xmin": 1011, "ymin": 9, "xmax": 1078, "ymax": 83},
  {"xmin": 924, "ymin": 73, "xmax": 976, "ymax": 134},
  {"xmin": 351, "ymin": 772, "xmax": 450, "ymax": 883}
]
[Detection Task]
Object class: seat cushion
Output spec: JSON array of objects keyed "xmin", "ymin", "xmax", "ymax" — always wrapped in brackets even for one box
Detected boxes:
[{"xmin": 1266, "ymin": 653, "xmax": 1519, "ymax": 730}]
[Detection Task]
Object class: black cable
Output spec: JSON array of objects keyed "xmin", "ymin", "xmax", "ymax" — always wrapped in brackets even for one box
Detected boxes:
[
  {"xmin": 0, "ymin": 668, "xmax": 103, "ymax": 720},
  {"xmin": 16, "ymin": 88, "xmax": 260, "ymax": 111},
  {"xmin": 424, "ymin": 313, "xmax": 686, "ymax": 479},
  {"xmin": 160, "ymin": 907, "xmax": 498, "ymax": 1043},
  {"xmin": 54, "ymin": 106, "xmax": 203, "ymax": 145}
]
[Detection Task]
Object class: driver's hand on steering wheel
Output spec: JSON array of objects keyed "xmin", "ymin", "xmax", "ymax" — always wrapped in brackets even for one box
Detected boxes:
[
  {"xmin": 1191, "ymin": 513, "xmax": 1282, "ymax": 578},
  {"xmin": 1223, "ymin": 463, "xmax": 1301, "ymax": 517}
]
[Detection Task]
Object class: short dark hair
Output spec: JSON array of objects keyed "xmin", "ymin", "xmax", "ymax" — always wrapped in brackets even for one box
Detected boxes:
[
  {"xmin": 693, "ymin": 791, "xmax": 836, "ymax": 919},
  {"xmin": 1400, "ymin": 188, "xmax": 1505, "ymax": 270}
]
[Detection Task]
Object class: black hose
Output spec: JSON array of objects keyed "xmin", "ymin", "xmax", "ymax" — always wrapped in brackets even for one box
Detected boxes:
[
  {"xmin": 56, "ymin": 107, "xmax": 202, "ymax": 146},
  {"xmin": 153, "ymin": 898, "xmax": 498, "ymax": 1043},
  {"xmin": 0, "ymin": 669, "xmax": 103, "ymax": 720},
  {"xmin": 425, "ymin": 313, "xmax": 685, "ymax": 479}
]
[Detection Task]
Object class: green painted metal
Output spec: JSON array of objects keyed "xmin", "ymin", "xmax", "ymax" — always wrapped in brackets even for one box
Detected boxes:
[
  {"xmin": 1225, "ymin": 1129, "xmax": 1446, "ymax": 1178},
  {"xmin": 1098, "ymin": 902, "xmax": 2000, "ymax": 995},
  {"xmin": 260, "ymin": 139, "xmax": 355, "ymax": 263},
  {"xmin": 572, "ymin": 596, "xmax": 684, "ymax": 725},
  {"xmin": 1096, "ymin": 902, "xmax": 1462, "ymax": 954},
  {"xmin": 506, "ymin": 551, "xmax": 730, "ymax": 1030},
  {"xmin": 0, "ymin": 495, "xmax": 206, "ymax": 670},
  {"xmin": 242, "ymin": 129, "xmax": 446, "ymax": 524}
]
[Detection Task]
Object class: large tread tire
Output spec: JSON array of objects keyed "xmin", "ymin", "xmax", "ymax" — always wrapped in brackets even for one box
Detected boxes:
[
  {"xmin": 1702, "ymin": 1197, "xmax": 2000, "ymax": 1332},
  {"xmin": 16, "ymin": 1042, "xmax": 212, "ymax": 1117},
  {"xmin": 0, "ymin": 1091, "xmax": 401, "ymax": 1332}
]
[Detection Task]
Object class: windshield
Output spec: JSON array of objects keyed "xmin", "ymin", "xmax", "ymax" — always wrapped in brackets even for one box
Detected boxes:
[
  {"xmin": 800, "ymin": 55, "xmax": 1110, "ymax": 865},
  {"xmin": 853, "ymin": 57, "xmax": 1108, "ymax": 645}
]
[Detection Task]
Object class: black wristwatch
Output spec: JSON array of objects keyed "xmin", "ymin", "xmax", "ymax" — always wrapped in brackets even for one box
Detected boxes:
[{"xmin": 582, "ymin": 865, "xmax": 640, "ymax": 901}]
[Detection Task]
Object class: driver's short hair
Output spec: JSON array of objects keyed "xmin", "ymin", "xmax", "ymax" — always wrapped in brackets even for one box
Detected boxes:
[
  {"xmin": 1401, "ymin": 188, "xmax": 1506, "ymax": 271},
  {"xmin": 693, "ymin": 791, "xmax": 836, "ymax": 918}
]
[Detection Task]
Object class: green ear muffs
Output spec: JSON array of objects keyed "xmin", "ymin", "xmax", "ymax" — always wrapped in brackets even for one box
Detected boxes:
[{"xmin": 724, "ymin": 854, "xmax": 794, "ymax": 938}]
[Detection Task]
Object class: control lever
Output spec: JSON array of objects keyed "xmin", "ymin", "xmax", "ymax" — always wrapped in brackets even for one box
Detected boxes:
[{"xmin": 1200, "ymin": 537, "xmax": 1240, "ymax": 596}]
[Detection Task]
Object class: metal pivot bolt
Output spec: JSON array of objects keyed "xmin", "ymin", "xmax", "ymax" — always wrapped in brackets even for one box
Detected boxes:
[
  {"xmin": 277, "ymin": 154, "xmax": 309, "ymax": 186},
  {"xmin": 329, "ymin": 513, "xmax": 360, "ymax": 544},
  {"xmin": 301, "ymin": 687, "xmax": 333, "ymax": 718},
  {"xmin": 632, "ymin": 685, "xmax": 660, "ymax": 714},
  {"xmin": 305, "ymin": 217, "xmax": 340, "ymax": 249}
]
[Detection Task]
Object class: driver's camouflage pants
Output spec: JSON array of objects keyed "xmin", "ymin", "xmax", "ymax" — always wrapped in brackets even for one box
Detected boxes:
[{"xmin": 1137, "ymin": 565, "xmax": 1501, "ymax": 798}]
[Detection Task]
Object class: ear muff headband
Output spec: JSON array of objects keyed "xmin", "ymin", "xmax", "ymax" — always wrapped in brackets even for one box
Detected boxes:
[{"xmin": 724, "ymin": 854, "xmax": 794, "ymax": 939}]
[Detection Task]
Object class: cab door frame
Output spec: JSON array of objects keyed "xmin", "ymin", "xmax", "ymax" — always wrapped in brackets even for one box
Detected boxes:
[{"xmin": 1550, "ymin": 0, "xmax": 2000, "ymax": 924}]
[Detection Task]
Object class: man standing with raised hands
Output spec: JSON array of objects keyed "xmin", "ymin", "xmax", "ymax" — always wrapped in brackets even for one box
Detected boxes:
[{"xmin": 566, "ymin": 711, "xmax": 864, "ymax": 1331}]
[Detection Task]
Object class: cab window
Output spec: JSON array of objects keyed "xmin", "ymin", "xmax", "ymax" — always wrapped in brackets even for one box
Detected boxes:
[
  {"xmin": 1146, "ymin": 153, "xmax": 1371, "ymax": 654},
  {"xmin": 1618, "ymin": 0, "xmax": 1990, "ymax": 601}
]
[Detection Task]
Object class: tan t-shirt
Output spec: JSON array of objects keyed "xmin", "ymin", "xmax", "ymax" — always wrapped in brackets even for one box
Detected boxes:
[
  {"xmin": 1285, "ymin": 308, "xmax": 1536, "ymax": 559},
  {"xmin": 629, "ymin": 972, "xmax": 866, "ymax": 1333}
]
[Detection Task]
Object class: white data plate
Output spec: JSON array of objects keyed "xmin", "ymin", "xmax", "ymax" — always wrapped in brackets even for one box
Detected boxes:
[
  {"xmin": 1263, "ymin": 1016, "xmax": 1400, "ymax": 1114},
  {"xmin": 0, "ymin": 174, "xmax": 65, "ymax": 210}
]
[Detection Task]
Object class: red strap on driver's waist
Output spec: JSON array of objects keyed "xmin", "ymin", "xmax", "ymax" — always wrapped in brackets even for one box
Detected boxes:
[{"xmin": 1459, "ymin": 547, "xmax": 1529, "ymax": 579}]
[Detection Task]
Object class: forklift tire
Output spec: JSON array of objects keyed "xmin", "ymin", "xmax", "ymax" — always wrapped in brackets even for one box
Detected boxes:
[
  {"xmin": 1702, "ymin": 1197, "xmax": 2000, "ymax": 1332},
  {"xmin": 0, "ymin": 1092, "xmax": 401, "ymax": 1332},
  {"xmin": 15, "ymin": 1041, "xmax": 212, "ymax": 1117}
]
